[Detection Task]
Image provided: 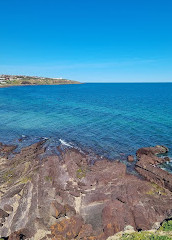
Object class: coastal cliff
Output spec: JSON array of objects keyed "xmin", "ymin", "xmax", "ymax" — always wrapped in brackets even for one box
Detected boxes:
[
  {"xmin": 0, "ymin": 75, "xmax": 81, "ymax": 87},
  {"xmin": 0, "ymin": 141, "xmax": 172, "ymax": 239}
]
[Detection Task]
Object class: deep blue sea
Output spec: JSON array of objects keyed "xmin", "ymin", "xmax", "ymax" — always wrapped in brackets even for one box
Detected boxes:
[{"xmin": 0, "ymin": 83, "xmax": 172, "ymax": 170}]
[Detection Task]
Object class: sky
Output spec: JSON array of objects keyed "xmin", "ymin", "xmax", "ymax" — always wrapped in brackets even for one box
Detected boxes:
[{"xmin": 0, "ymin": 0, "xmax": 172, "ymax": 82}]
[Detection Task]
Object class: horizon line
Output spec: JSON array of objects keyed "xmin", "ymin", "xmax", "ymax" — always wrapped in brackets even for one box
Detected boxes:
[{"xmin": 83, "ymin": 81, "xmax": 172, "ymax": 83}]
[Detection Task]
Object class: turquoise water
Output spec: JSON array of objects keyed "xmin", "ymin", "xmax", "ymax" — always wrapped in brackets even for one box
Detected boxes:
[{"xmin": 0, "ymin": 83, "xmax": 172, "ymax": 167}]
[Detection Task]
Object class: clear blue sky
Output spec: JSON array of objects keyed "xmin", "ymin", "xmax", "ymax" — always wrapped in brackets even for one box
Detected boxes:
[{"xmin": 0, "ymin": 0, "xmax": 172, "ymax": 82}]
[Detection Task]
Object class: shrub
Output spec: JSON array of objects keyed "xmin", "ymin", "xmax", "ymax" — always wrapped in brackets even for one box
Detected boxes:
[
  {"xmin": 159, "ymin": 220, "xmax": 172, "ymax": 232},
  {"xmin": 21, "ymin": 81, "xmax": 31, "ymax": 84}
]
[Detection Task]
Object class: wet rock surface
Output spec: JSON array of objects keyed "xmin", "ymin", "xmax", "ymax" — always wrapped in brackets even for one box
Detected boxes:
[{"xmin": 0, "ymin": 142, "xmax": 172, "ymax": 239}]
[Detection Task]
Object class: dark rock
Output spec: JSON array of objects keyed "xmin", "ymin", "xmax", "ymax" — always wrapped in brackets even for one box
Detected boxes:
[
  {"xmin": 0, "ymin": 209, "xmax": 9, "ymax": 218},
  {"xmin": 164, "ymin": 157, "xmax": 170, "ymax": 161},
  {"xmin": 8, "ymin": 228, "xmax": 30, "ymax": 240}
]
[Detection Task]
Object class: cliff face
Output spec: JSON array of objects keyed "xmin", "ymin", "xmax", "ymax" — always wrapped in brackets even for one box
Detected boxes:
[{"xmin": 0, "ymin": 141, "xmax": 172, "ymax": 240}]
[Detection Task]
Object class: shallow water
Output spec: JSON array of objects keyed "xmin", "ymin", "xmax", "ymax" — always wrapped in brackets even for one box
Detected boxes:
[{"xmin": 0, "ymin": 83, "xmax": 172, "ymax": 170}]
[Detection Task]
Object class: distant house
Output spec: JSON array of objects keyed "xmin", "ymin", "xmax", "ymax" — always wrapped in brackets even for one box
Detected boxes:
[{"xmin": 0, "ymin": 79, "xmax": 6, "ymax": 83}]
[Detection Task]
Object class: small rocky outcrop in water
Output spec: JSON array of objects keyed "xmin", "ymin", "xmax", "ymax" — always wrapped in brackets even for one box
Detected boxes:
[
  {"xmin": 127, "ymin": 155, "xmax": 134, "ymax": 162},
  {"xmin": 0, "ymin": 142, "xmax": 172, "ymax": 239},
  {"xmin": 135, "ymin": 145, "xmax": 172, "ymax": 191}
]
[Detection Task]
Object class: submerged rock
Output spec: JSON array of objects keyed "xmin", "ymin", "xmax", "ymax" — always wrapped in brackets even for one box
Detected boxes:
[
  {"xmin": 127, "ymin": 155, "xmax": 134, "ymax": 162},
  {"xmin": 0, "ymin": 142, "xmax": 172, "ymax": 239}
]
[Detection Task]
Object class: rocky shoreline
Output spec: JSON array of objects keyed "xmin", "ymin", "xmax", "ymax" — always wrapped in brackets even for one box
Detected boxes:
[
  {"xmin": 0, "ymin": 140, "xmax": 172, "ymax": 240},
  {"xmin": 0, "ymin": 75, "xmax": 81, "ymax": 88},
  {"xmin": 0, "ymin": 83, "xmax": 81, "ymax": 89}
]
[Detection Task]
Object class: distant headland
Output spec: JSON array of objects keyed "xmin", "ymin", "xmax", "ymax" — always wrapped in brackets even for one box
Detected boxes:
[{"xmin": 0, "ymin": 74, "xmax": 81, "ymax": 87}]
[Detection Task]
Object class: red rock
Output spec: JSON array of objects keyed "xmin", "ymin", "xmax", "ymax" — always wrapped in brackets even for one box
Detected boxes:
[
  {"xmin": 127, "ymin": 155, "xmax": 134, "ymax": 162},
  {"xmin": 69, "ymin": 190, "xmax": 80, "ymax": 197},
  {"xmin": 0, "ymin": 209, "xmax": 9, "ymax": 218},
  {"xmin": 50, "ymin": 201, "xmax": 65, "ymax": 219},
  {"xmin": 136, "ymin": 145, "xmax": 169, "ymax": 158},
  {"xmin": 135, "ymin": 145, "xmax": 172, "ymax": 191},
  {"xmin": 3, "ymin": 204, "xmax": 13, "ymax": 212},
  {"xmin": 64, "ymin": 204, "xmax": 76, "ymax": 217},
  {"xmin": 51, "ymin": 215, "xmax": 84, "ymax": 239},
  {"xmin": 102, "ymin": 200, "xmax": 135, "ymax": 237},
  {"xmin": 0, "ymin": 142, "xmax": 17, "ymax": 156},
  {"xmin": 1, "ymin": 142, "xmax": 172, "ymax": 239},
  {"xmin": 76, "ymin": 224, "xmax": 94, "ymax": 239},
  {"xmin": 8, "ymin": 228, "xmax": 30, "ymax": 240}
]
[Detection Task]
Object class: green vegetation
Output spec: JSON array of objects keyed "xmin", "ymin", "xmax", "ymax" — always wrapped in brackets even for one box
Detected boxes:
[
  {"xmin": 146, "ymin": 183, "xmax": 167, "ymax": 196},
  {"xmin": 0, "ymin": 75, "xmax": 81, "ymax": 87},
  {"xmin": 121, "ymin": 232, "xmax": 172, "ymax": 240},
  {"xmin": 159, "ymin": 220, "xmax": 172, "ymax": 232},
  {"xmin": 119, "ymin": 220, "xmax": 172, "ymax": 240},
  {"xmin": 3, "ymin": 170, "xmax": 14, "ymax": 182},
  {"xmin": 20, "ymin": 176, "xmax": 32, "ymax": 183},
  {"xmin": 76, "ymin": 168, "xmax": 86, "ymax": 179},
  {"xmin": 44, "ymin": 176, "xmax": 53, "ymax": 182}
]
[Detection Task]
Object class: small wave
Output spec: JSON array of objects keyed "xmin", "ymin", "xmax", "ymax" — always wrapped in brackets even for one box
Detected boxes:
[
  {"xmin": 41, "ymin": 137, "xmax": 49, "ymax": 140},
  {"xmin": 59, "ymin": 139, "xmax": 73, "ymax": 147}
]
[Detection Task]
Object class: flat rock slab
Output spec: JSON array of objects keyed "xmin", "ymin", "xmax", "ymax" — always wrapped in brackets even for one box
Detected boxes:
[{"xmin": 0, "ymin": 142, "xmax": 172, "ymax": 240}]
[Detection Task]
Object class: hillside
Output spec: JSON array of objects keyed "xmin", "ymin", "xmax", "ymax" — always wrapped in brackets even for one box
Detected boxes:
[{"xmin": 0, "ymin": 74, "xmax": 81, "ymax": 86}]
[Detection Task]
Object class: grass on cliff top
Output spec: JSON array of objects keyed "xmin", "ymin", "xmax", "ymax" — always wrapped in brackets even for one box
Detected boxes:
[
  {"xmin": 121, "ymin": 232, "xmax": 172, "ymax": 240},
  {"xmin": 159, "ymin": 220, "xmax": 172, "ymax": 232},
  {"xmin": 4, "ymin": 78, "xmax": 80, "ymax": 86},
  {"xmin": 120, "ymin": 220, "xmax": 172, "ymax": 240}
]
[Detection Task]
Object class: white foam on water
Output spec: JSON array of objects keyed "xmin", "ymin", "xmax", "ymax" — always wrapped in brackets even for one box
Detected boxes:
[
  {"xmin": 42, "ymin": 137, "xmax": 49, "ymax": 140},
  {"xmin": 59, "ymin": 139, "xmax": 72, "ymax": 147},
  {"xmin": 161, "ymin": 168, "xmax": 166, "ymax": 170}
]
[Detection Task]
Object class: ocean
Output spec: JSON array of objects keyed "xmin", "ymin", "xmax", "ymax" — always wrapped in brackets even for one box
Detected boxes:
[{"xmin": 0, "ymin": 83, "xmax": 172, "ymax": 171}]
